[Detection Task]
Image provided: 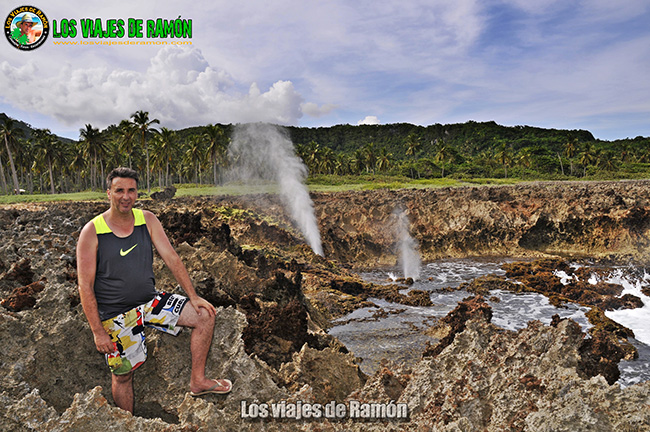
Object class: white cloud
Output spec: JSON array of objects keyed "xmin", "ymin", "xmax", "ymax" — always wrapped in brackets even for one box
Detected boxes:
[
  {"xmin": 300, "ymin": 102, "xmax": 337, "ymax": 118},
  {"xmin": 357, "ymin": 115, "xmax": 380, "ymax": 125},
  {"xmin": 0, "ymin": 46, "xmax": 319, "ymax": 129}
]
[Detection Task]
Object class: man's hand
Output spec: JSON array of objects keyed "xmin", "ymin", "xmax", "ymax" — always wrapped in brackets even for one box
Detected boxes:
[
  {"xmin": 94, "ymin": 330, "xmax": 116, "ymax": 354},
  {"xmin": 189, "ymin": 296, "xmax": 216, "ymax": 317}
]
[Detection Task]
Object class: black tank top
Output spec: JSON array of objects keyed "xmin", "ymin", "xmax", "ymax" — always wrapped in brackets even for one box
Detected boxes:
[{"xmin": 92, "ymin": 208, "xmax": 156, "ymax": 320}]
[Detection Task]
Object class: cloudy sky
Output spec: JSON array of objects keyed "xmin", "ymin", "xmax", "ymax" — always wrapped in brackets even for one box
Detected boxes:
[{"xmin": 1, "ymin": 0, "xmax": 649, "ymax": 141}]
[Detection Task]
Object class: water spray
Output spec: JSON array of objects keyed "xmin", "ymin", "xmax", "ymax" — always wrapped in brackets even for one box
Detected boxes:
[
  {"xmin": 228, "ymin": 123, "xmax": 323, "ymax": 256},
  {"xmin": 394, "ymin": 207, "xmax": 421, "ymax": 280}
]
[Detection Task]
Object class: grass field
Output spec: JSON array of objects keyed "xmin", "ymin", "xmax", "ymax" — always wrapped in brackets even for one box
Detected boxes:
[{"xmin": 0, "ymin": 176, "xmax": 533, "ymax": 205}]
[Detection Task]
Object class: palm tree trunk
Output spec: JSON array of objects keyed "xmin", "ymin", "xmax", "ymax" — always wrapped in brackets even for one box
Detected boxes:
[
  {"xmin": 91, "ymin": 153, "xmax": 97, "ymax": 190},
  {"xmin": 213, "ymin": 153, "xmax": 218, "ymax": 186},
  {"xmin": 143, "ymin": 131, "xmax": 150, "ymax": 194},
  {"xmin": 100, "ymin": 160, "xmax": 105, "ymax": 189},
  {"xmin": 0, "ymin": 154, "xmax": 8, "ymax": 194},
  {"xmin": 4, "ymin": 137, "xmax": 20, "ymax": 194},
  {"xmin": 27, "ymin": 172, "xmax": 33, "ymax": 194},
  {"xmin": 48, "ymin": 158, "xmax": 55, "ymax": 194}
]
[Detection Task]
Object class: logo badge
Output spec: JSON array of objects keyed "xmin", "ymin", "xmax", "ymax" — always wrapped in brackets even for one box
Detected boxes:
[
  {"xmin": 4, "ymin": 6, "xmax": 49, "ymax": 51},
  {"xmin": 120, "ymin": 244, "xmax": 138, "ymax": 256}
]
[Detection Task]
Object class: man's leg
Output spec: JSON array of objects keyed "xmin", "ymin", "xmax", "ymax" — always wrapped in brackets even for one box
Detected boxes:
[
  {"xmin": 112, "ymin": 371, "xmax": 134, "ymax": 413},
  {"xmin": 177, "ymin": 304, "xmax": 228, "ymax": 393}
]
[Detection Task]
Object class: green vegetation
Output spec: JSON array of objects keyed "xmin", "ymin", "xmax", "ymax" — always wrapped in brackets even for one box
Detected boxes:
[
  {"xmin": 1, "ymin": 112, "xmax": 648, "ymax": 203},
  {"xmin": 0, "ymin": 190, "xmax": 106, "ymax": 204}
]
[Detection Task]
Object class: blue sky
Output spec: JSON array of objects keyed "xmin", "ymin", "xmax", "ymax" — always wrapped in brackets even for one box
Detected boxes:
[{"xmin": 1, "ymin": 0, "xmax": 649, "ymax": 141}]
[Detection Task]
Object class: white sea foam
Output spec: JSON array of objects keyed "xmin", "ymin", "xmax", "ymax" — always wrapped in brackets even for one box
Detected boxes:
[
  {"xmin": 553, "ymin": 270, "xmax": 576, "ymax": 285},
  {"xmin": 551, "ymin": 267, "xmax": 650, "ymax": 346},
  {"xmin": 604, "ymin": 269, "xmax": 650, "ymax": 346},
  {"xmin": 490, "ymin": 289, "xmax": 590, "ymax": 331}
]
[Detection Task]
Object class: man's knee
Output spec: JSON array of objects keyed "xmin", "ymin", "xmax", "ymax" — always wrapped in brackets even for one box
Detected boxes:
[
  {"xmin": 198, "ymin": 310, "xmax": 216, "ymax": 329},
  {"xmin": 178, "ymin": 303, "xmax": 216, "ymax": 329}
]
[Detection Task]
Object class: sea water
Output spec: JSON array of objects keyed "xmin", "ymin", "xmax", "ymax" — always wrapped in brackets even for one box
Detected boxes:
[{"xmin": 328, "ymin": 258, "xmax": 650, "ymax": 387}]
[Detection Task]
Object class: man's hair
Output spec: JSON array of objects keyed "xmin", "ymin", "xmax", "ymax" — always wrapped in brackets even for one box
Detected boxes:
[{"xmin": 106, "ymin": 167, "xmax": 139, "ymax": 190}]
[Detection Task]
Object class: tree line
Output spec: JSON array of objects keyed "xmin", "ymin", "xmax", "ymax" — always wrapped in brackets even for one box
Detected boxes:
[
  {"xmin": 0, "ymin": 111, "xmax": 229, "ymax": 195},
  {"xmin": 1, "ymin": 114, "xmax": 648, "ymax": 195}
]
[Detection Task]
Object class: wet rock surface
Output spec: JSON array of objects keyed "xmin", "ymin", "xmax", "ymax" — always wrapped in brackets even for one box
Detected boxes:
[
  {"xmin": 1, "ymin": 180, "xmax": 649, "ymax": 431},
  {"xmin": 501, "ymin": 258, "xmax": 644, "ymax": 310}
]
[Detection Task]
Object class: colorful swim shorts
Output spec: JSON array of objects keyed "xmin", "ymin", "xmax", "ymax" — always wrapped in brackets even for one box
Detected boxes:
[{"xmin": 101, "ymin": 292, "xmax": 188, "ymax": 375}]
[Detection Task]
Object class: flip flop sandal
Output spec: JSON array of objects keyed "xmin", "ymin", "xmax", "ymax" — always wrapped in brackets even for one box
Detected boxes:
[{"xmin": 190, "ymin": 379, "xmax": 232, "ymax": 396}]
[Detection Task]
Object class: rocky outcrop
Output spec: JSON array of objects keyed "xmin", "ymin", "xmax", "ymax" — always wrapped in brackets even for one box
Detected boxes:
[
  {"xmin": 1, "ymin": 181, "xmax": 649, "ymax": 430},
  {"xmin": 150, "ymin": 185, "xmax": 176, "ymax": 201},
  {"xmin": 0, "ymin": 277, "xmax": 46, "ymax": 311},
  {"xmin": 502, "ymin": 258, "xmax": 644, "ymax": 310},
  {"xmin": 315, "ymin": 180, "xmax": 650, "ymax": 265}
]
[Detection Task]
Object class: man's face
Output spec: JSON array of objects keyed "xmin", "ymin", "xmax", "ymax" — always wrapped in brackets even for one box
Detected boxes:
[
  {"xmin": 107, "ymin": 177, "xmax": 137, "ymax": 214},
  {"xmin": 19, "ymin": 22, "xmax": 33, "ymax": 34}
]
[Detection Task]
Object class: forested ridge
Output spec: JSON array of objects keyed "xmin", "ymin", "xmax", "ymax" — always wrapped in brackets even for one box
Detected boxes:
[{"xmin": 1, "ymin": 111, "xmax": 648, "ymax": 195}]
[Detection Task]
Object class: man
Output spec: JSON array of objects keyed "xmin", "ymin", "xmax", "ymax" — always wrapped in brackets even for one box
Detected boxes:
[
  {"xmin": 12, "ymin": 14, "xmax": 42, "ymax": 45},
  {"xmin": 77, "ymin": 167, "xmax": 231, "ymax": 413}
]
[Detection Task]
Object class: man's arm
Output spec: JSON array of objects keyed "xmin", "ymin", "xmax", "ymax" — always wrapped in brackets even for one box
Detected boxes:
[
  {"xmin": 144, "ymin": 211, "xmax": 216, "ymax": 317},
  {"xmin": 76, "ymin": 221, "xmax": 115, "ymax": 354}
]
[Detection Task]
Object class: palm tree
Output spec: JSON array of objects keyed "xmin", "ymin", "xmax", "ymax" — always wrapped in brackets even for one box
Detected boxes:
[
  {"xmin": 319, "ymin": 146, "xmax": 336, "ymax": 174},
  {"xmin": 70, "ymin": 151, "xmax": 88, "ymax": 190},
  {"xmin": 150, "ymin": 135, "xmax": 165, "ymax": 189},
  {"xmin": 352, "ymin": 149, "xmax": 365, "ymax": 175},
  {"xmin": 597, "ymin": 151, "xmax": 617, "ymax": 172},
  {"xmin": 565, "ymin": 138, "xmax": 578, "ymax": 176},
  {"xmin": 494, "ymin": 141, "xmax": 513, "ymax": 178},
  {"xmin": 334, "ymin": 153, "xmax": 351, "ymax": 175},
  {"xmin": 363, "ymin": 142, "xmax": 377, "ymax": 174},
  {"xmin": 130, "ymin": 110, "xmax": 160, "ymax": 193},
  {"xmin": 115, "ymin": 120, "xmax": 138, "ymax": 168},
  {"xmin": 79, "ymin": 124, "xmax": 106, "ymax": 190},
  {"xmin": 0, "ymin": 118, "xmax": 23, "ymax": 194},
  {"xmin": 303, "ymin": 141, "xmax": 321, "ymax": 174},
  {"xmin": 0, "ymin": 137, "xmax": 9, "ymax": 194},
  {"xmin": 16, "ymin": 137, "xmax": 37, "ymax": 193},
  {"xmin": 152, "ymin": 127, "xmax": 177, "ymax": 187},
  {"xmin": 183, "ymin": 135, "xmax": 206, "ymax": 183},
  {"xmin": 474, "ymin": 150, "xmax": 497, "ymax": 176},
  {"xmin": 518, "ymin": 148, "xmax": 533, "ymax": 170},
  {"xmin": 579, "ymin": 142, "xmax": 598, "ymax": 177},
  {"xmin": 32, "ymin": 129, "xmax": 60, "ymax": 194},
  {"xmin": 434, "ymin": 144, "xmax": 450, "ymax": 177},
  {"xmin": 204, "ymin": 124, "xmax": 228, "ymax": 185},
  {"xmin": 377, "ymin": 147, "xmax": 393, "ymax": 172},
  {"xmin": 619, "ymin": 142, "xmax": 631, "ymax": 163},
  {"xmin": 404, "ymin": 133, "xmax": 421, "ymax": 178}
]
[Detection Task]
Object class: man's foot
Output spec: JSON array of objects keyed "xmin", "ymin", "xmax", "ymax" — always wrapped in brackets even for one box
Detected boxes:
[{"xmin": 190, "ymin": 379, "xmax": 232, "ymax": 396}]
